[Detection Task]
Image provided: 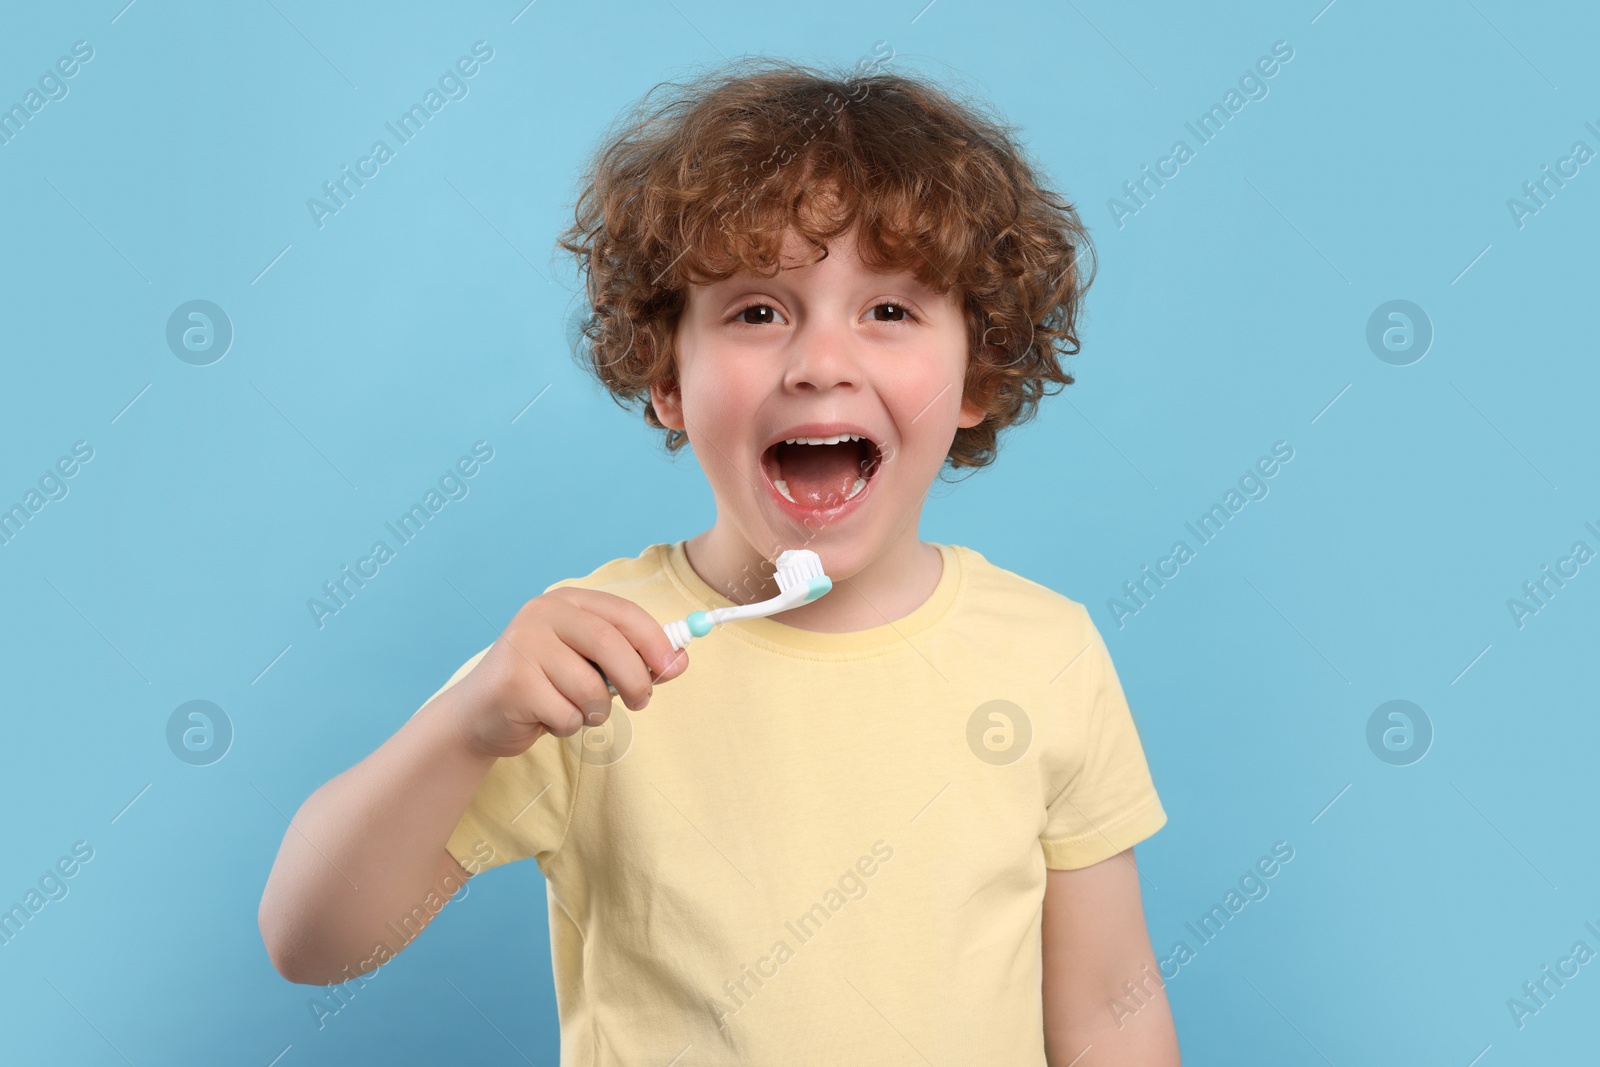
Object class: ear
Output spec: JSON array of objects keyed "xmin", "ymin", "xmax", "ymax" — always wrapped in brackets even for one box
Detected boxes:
[
  {"xmin": 650, "ymin": 376, "xmax": 685, "ymax": 430},
  {"xmin": 956, "ymin": 353, "xmax": 989, "ymax": 430}
]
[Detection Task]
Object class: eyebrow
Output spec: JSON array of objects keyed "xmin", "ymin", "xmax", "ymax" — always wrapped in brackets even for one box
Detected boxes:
[{"xmin": 700, "ymin": 270, "xmax": 940, "ymax": 301}]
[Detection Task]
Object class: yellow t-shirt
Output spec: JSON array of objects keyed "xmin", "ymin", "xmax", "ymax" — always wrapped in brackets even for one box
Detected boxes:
[{"xmin": 426, "ymin": 540, "xmax": 1166, "ymax": 1065}]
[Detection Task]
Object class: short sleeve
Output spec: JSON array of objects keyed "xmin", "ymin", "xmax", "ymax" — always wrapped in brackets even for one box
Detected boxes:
[
  {"xmin": 1039, "ymin": 612, "xmax": 1167, "ymax": 869},
  {"xmin": 411, "ymin": 645, "xmax": 583, "ymax": 877}
]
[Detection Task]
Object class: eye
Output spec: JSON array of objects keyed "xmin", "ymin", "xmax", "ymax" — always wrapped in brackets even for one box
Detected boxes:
[
  {"xmin": 729, "ymin": 302, "xmax": 785, "ymax": 326},
  {"xmin": 868, "ymin": 302, "xmax": 917, "ymax": 324}
]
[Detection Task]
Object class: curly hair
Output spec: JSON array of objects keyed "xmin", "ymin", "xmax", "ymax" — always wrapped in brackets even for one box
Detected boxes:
[{"xmin": 556, "ymin": 54, "xmax": 1096, "ymax": 472}]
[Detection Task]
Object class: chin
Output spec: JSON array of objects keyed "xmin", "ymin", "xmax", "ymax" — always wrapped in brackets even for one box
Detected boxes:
[{"xmin": 772, "ymin": 526, "xmax": 883, "ymax": 585}]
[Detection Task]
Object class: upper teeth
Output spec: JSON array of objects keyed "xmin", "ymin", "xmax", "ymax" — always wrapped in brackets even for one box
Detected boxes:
[{"xmin": 783, "ymin": 434, "xmax": 864, "ymax": 445}]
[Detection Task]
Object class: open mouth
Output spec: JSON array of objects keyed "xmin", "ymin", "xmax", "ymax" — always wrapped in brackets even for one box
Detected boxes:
[{"xmin": 759, "ymin": 433, "xmax": 884, "ymax": 512}]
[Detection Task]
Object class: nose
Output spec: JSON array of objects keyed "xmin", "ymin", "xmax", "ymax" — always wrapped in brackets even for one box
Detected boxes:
[{"xmin": 782, "ymin": 315, "xmax": 861, "ymax": 394}]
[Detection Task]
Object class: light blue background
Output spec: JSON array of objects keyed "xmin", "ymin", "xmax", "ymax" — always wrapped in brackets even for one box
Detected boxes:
[{"xmin": 2, "ymin": 1, "xmax": 1596, "ymax": 1063}]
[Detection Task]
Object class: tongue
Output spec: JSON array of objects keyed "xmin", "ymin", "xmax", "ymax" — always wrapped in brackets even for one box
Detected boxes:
[{"xmin": 777, "ymin": 442, "xmax": 861, "ymax": 508}]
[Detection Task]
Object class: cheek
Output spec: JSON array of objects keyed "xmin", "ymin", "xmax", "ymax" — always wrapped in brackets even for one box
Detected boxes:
[
  {"xmin": 891, "ymin": 360, "xmax": 965, "ymax": 429},
  {"xmin": 886, "ymin": 372, "xmax": 967, "ymax": 469},
  {"xmin": 684, "ymin": 365, "xmax": 755, "ymax": 421},
  {"xmin": 677, "ymin": 359, "xmax": 767, "ymax": 454}
]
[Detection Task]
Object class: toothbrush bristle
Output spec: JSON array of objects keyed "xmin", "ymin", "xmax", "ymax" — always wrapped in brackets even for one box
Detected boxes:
[{"xmin": 772, "ymin": 549, "xmax": 827, "ymax": 595}]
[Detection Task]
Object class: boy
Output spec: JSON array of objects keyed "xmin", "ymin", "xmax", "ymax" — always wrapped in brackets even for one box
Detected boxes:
[{"xmin": 259, "ymin": 58, "xmax": 1180, "ymax": 1065}]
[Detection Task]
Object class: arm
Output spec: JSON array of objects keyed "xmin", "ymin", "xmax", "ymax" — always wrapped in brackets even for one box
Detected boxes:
[
  {"xmin": 257, "ymin": 679, "xmax": 499, "ymax": 984},
  {"xmin": 257, "ymin": 587, "xmax": 689, "ymax": 986},
  {"xmin": 1042, "ymin": 848, "xmax": 1180, "ymax": 1066}
]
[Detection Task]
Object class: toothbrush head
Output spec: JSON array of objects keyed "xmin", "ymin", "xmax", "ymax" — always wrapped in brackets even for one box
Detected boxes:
[{"xmin": 773, "ymin": 549, "xmax": 832, "ymax": 603}]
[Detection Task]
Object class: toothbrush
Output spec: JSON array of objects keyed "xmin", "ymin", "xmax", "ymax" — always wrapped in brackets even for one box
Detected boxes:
[{"xmin": 587, "ymin": 549, "xmax": 832, "ymax": 697}]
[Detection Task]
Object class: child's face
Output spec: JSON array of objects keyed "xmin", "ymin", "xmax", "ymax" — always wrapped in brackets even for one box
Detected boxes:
[{"xmin": 651, "ymin": 225, "xmax": 986, "ymax": 580}]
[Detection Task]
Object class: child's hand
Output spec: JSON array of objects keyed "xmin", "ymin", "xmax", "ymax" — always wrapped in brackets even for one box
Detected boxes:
[{"xmin": 454, "ymin": 588, "xmax": 689, "ymax": 758}]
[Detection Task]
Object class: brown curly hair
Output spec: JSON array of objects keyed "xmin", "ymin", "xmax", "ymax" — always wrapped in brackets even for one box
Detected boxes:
[{"xmin": 556, "ymin": 55, "xmax": 1096, "ymax": 472}]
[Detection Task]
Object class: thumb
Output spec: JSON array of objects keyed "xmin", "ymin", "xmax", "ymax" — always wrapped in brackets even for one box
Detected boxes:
[{"xmin": 655, "ymin": 646, "xmax": 690, "ymax": 683}]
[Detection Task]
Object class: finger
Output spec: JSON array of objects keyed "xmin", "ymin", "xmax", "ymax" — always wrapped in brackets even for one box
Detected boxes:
[
  {"xmin": 541, "ymin": 629, "xmax": 631, "ymax": 721},
  {"xmin": 584, "ymin": 647, "xmax": 686, "ymax": 701},
  {"xmin": 553, "ymin": 611, "xmax": 652, "ymax": 710},
  {"xmin": 554, "ymin": 589, "xmax": 686, "ymax": 681},
  {"xmin": 511, "ymin": 663, "xmax": 585, "ymax": 738},
  {"xmin": 591, "ymin": 643, "xmax": 689, "ymax": 689},
  {"xmin": 582, "ymin": 657, "xmax": 617, "ymax": 699}
]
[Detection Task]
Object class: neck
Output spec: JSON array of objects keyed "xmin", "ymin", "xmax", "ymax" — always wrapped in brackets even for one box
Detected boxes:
[{"xmin": 684, "ymin": 522, "xmax": 943, "ymax": 634}]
